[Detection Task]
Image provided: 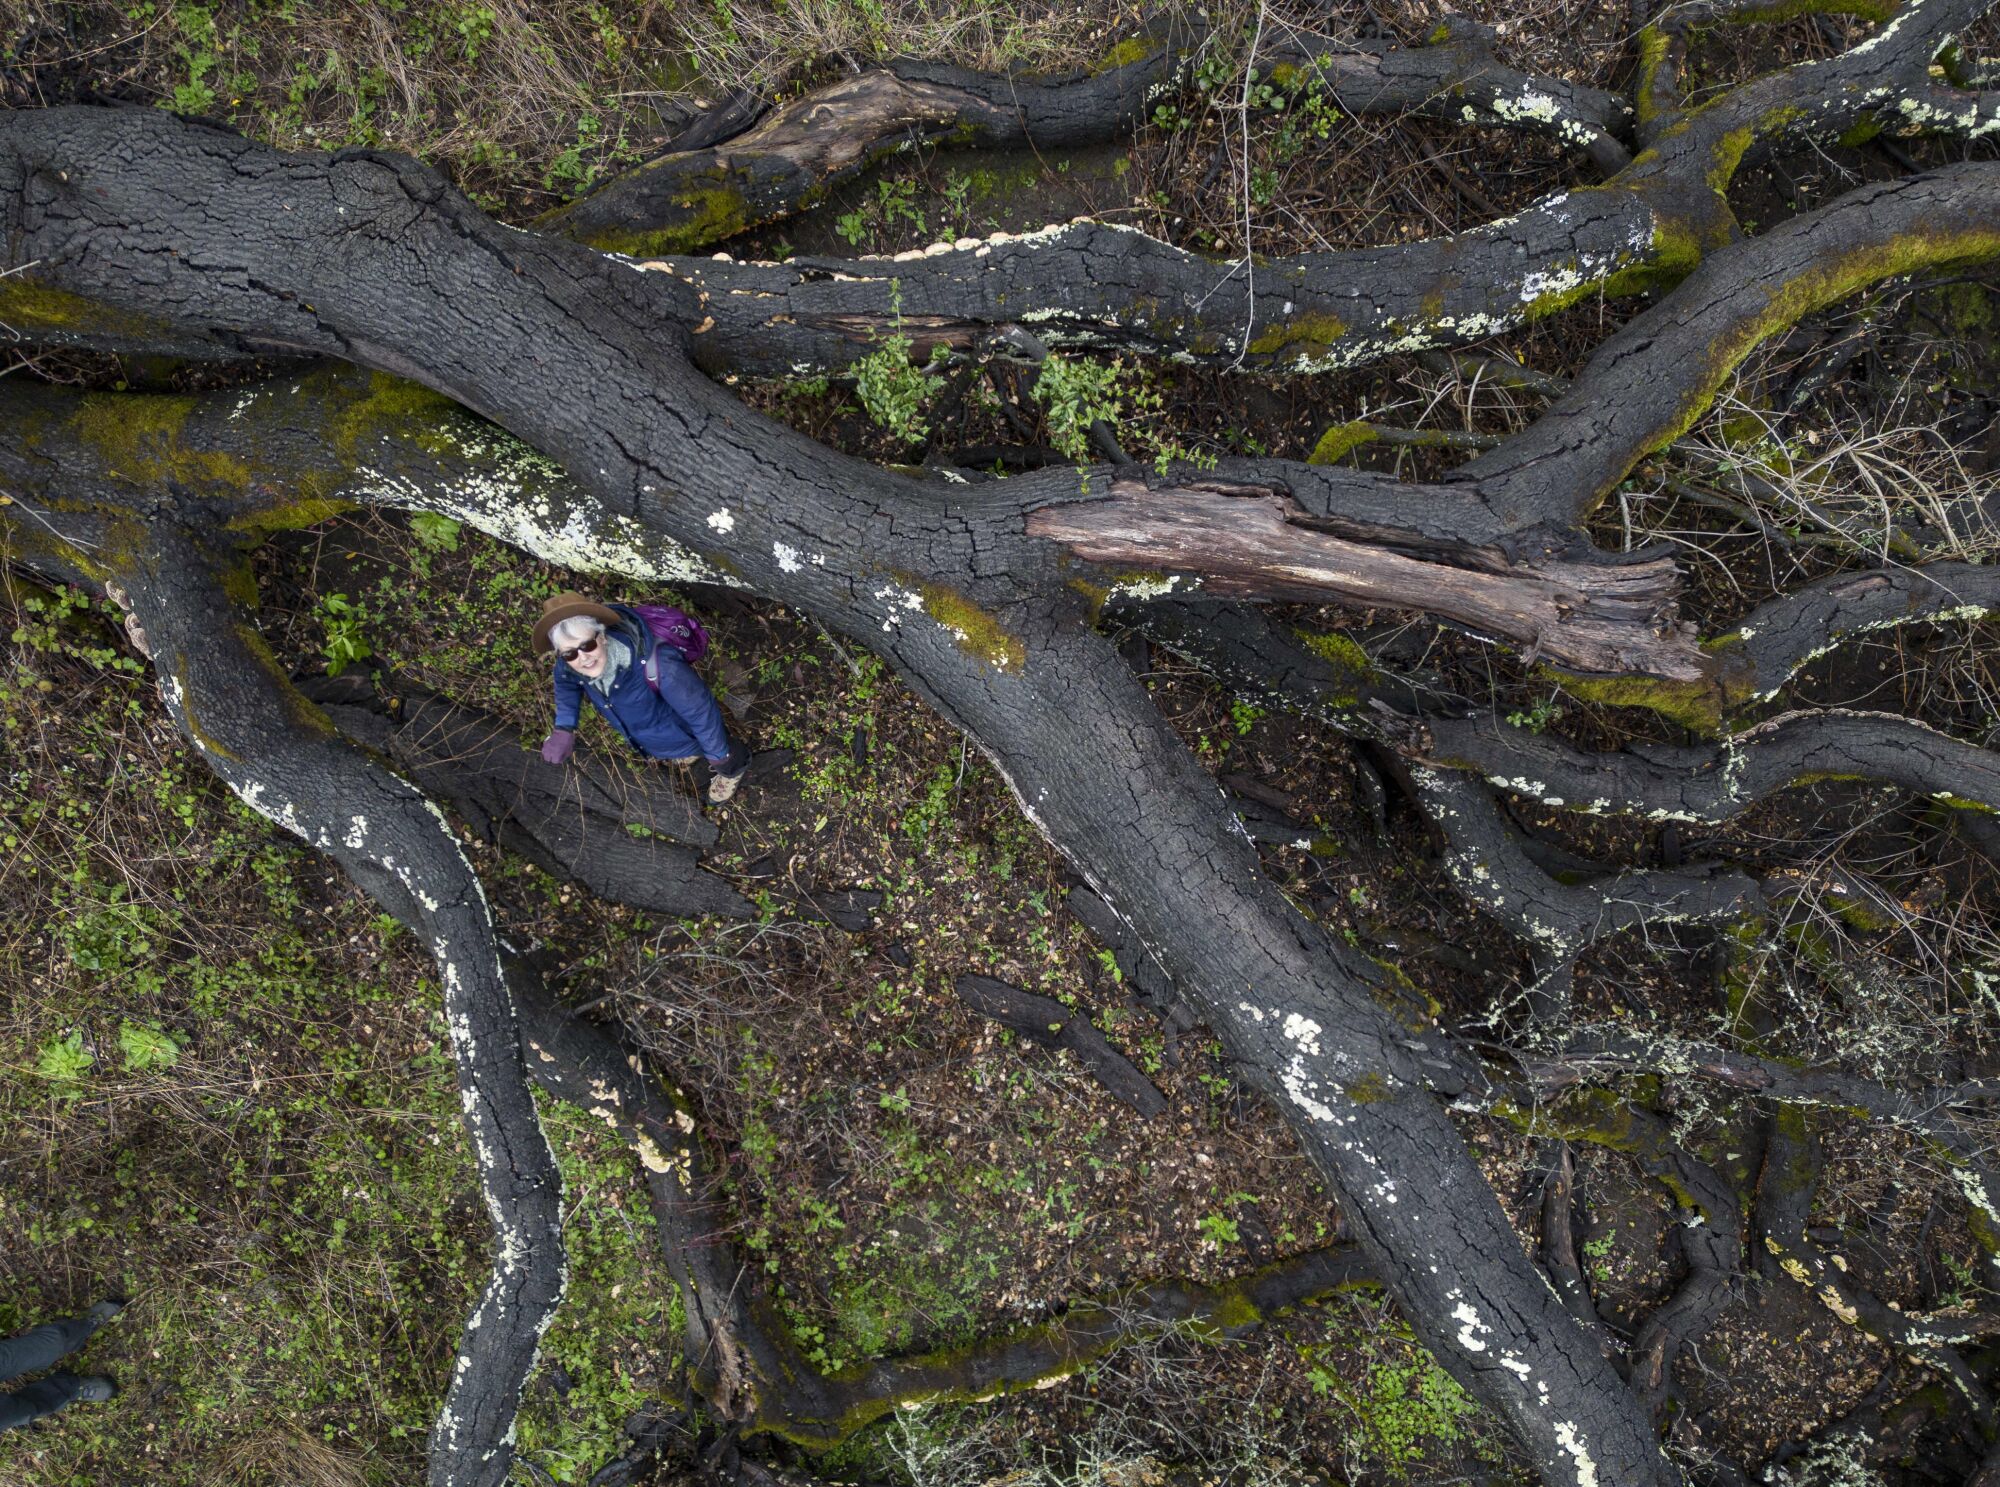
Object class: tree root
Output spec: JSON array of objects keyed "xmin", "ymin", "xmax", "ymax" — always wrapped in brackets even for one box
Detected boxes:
[
  {"xmin": 1523, "ymin": 1028, "xmax": 2000, "ymax": 1287},
  {"xmin": 1423, "ymin": 707, "xmax": 2000, "ymax": 825},
  {"xmin": 1472, "ymin": 1079, "xmax": 1744, "ymax": 1424}
]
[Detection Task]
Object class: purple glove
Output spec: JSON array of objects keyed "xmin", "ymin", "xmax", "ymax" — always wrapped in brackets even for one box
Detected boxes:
[{"xmin": 540, "ymin": 729, "xmax": 576, "ymax": 765}]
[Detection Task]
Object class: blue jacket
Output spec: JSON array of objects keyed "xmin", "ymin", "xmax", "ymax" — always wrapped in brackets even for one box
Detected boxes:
[{"xmin": 552, "ymin": 607, "xmax": 730, "ymax": 761}]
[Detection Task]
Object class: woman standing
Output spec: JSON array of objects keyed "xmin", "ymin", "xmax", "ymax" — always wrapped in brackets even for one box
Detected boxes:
[{"xmin": 533, "ymin": 593, "xmax": 749, "ymax": 804}]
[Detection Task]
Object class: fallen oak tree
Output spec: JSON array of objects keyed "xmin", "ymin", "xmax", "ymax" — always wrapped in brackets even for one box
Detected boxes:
[{"xmin": 3, "ymin": 4, "xmax": 2000, "ymax": 1483}]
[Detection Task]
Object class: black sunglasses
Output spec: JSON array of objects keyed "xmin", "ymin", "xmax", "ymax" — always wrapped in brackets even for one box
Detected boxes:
[{"xmin": 559, "ymin": 636, "xmax": 602, "ymax": 663}]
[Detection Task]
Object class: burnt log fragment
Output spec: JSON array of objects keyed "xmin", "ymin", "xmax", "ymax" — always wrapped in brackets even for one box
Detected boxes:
[{"xmin": 954, "ymin": 973, "xmax": 1169, "ymax": 1118}]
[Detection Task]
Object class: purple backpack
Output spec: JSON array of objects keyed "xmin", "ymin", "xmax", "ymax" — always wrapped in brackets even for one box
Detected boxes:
[{"xmin": 624, "ymin": 602, "xmax": 710, "ymax": 694}]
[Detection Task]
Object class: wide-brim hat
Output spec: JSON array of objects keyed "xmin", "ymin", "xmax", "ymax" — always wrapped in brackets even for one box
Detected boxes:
[{"xmin": 531, "ymin": 592, "xmax": 623, "ymax": 655}]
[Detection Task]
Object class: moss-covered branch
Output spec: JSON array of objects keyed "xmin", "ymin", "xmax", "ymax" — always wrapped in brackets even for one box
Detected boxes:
[{"xmin": 1459, "ymin": 162, "xmax": 2000, "ymax": 526}]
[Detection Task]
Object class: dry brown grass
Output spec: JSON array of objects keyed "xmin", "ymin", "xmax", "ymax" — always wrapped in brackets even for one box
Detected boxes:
[
  {"xmin": 214, "ymin": 1426, "xmax": 373, "ymax": 1487},
  {"xmin": 671, "ymin": 0, "xmax": 1134, "ymax": 92}
]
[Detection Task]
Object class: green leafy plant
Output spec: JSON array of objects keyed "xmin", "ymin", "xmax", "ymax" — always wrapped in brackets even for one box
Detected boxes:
[
  {"xmin": 455, "ymin": 2, "xmax": 497, "ymax": 62},
  {"xmin": 940, "ymin": 171, "xmax": 975, "ymax": 237},
  {"xmin": 854, "ymin": 337, "xmax": 930, "ymax": 445},
  {"xmin": 853, "ymin": 282, "xmax": 934, "ymax": 446},
  {"xmin": 1197, "ymin": 1211, "xmax": 1240, "ymax": 1245},
  {"xmin": 118, "ymin": 1020, "xmax": 181, "ymax": 1072},
  {"xmin": 167, "ymin": 1, "xmax": 221, "ymax": 115},
  {"xmin": 409, "ymin": 512, "xmax": 463, "ymax": 551},
  {"xmin": 1506, "ymin": 696, "xmax": 1564, "ymax": 733},
  {"xmin": 37, "ymin": 1030, "xmax": 94, "ymax": 1084},
  {"xmin": 1311, "ymin": 1332, "xmax": 1487, "ymax": 1478},
  {"xmin": 874, "ymin": 175, "xmax": 926, "ymax": 238},
  {"xmin": 1582, "ymin": 1228, "xmax": 1617, "ymax": 1285},
  {"xmin": 545, "ymin": 111, "xmax": 607, "ymax": 193},
  {"xmin": 316, "ymin": 592, "xmax": 372, "ymax": 678},
  {"xmin": 1035, "ymin": 353, "xmax": 1123, "ymax": 462},
  {"xmin": 63, "ymin": 894, "xmax": 155, "ymax": 975},
  {"xmin": 902, "ymin": 764, "xmax": 956, "ymax": 841}
]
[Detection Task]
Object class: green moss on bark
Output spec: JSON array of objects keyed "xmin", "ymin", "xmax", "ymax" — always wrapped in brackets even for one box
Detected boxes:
[
  {"xmin": 330, "ymin": 371, "xmax": 465, "ymax": 463},
  {"xmin": 68, "ymin": 395, "xmax": 255, "ymax": 495},
  {"xmin": 1543, "ymin": 667, "xmax": 1726, "ymax": 734},
  {"xmin": 579, "ymin": 177, "xmax": 756, "ymax": 258},
  {"xmin": 1719, "ymin": 0, "xmax": 1895, "ymax": 20},
  {"xmin": 1633, "ymin": 27, "xmax": 1673, "ymax": 128},
  {"xmin": 0, "ymin": 278, "xmax": 192, "ymax": 346},
  {"xmin": 1640, "ymin": 223, "xmax": 2000, "ymax": 471},
  {"xmin": 1250, "ymin": 311, "xmax": 1352, "ymax": 359},
  {"xmin": 1091, "ymin": 36, "xmax": 1157, "ymax": 73},
  {"xmin": 1308, "ymin": 421, "xmax": 1378, "ymax": 464},
  {"xmin": 917, "ymin": 582, "xmax": 1026, "ymax": 672}
]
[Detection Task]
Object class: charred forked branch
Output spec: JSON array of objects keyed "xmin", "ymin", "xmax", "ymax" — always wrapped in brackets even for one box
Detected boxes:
[
  {"xmin": 536, "ymin": 41, "xmax": 1177, "ymax": 256},
  {"xmin": 1716, "ymin": 561, "xmax": 2000, "ymax": 706},
  {"xmin": 1638, "ymin": 0, "xmax": 2000, "ymax": 154},
  {"xmin": 1407, "ymin": 768, "xmax": 1762, "ymax": 1020},
  {"xmin": 1126, "ymin": 600, "xmax": 2000, "ymax": 874},
  {"xmin": 1468, "ymin": 1077, "xmax": 1744, "ymax": 1424},
  {"xmin": 1089, "ymin": 581, "xmax": 2000, "ymax": 863},
  {"xmin": 1622, "ymin": 0, "xmax": 2000, "ymax": 219},
  {"xmin": 0, "ymin": 109, "xmax": 1685, "ymax": 1485},
  {"xmin": 619, "ymin": 0, "xmax": 1996, "ymax": 381},
  {"xmin": 105, "ymin": 534, "xmax": 565, "ymax": 1487},
  {"xmin": 1457, "ymin": 162, "xmax": 2000, "ymax": 527},
  {"xmin": 1282, "ymin": 18, "xmax": 1632, "ymax": 174},
  {"xmin": 538, "ymin": 17, "xmax": 1631, "ymax": 259},
  {"xmin": 1423, "ymin": 708, "xmax": 2000, "ymax": 824}
]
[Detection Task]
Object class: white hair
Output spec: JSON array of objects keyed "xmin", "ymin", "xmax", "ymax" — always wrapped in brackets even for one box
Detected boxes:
[{"xmin": 550, "ymin": 614, "xmax": 605, "ymax": 650}]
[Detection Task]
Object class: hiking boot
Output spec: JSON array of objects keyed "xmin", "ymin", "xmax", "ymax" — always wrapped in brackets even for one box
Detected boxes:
[
  {"xmin": 83, "ymin": 1300, "xmax": 125, "ymax": 1334},
  {"xmin": 664, "ymin": 755, "xmax": 700, "ymax": 765},
  {"xmin": 707, "ymin": 767, "xmax": 746, "ymax": 805},
  {"xmin": 71, "ymin": 1376, "xmax": 117, "ymax": 1404}
]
